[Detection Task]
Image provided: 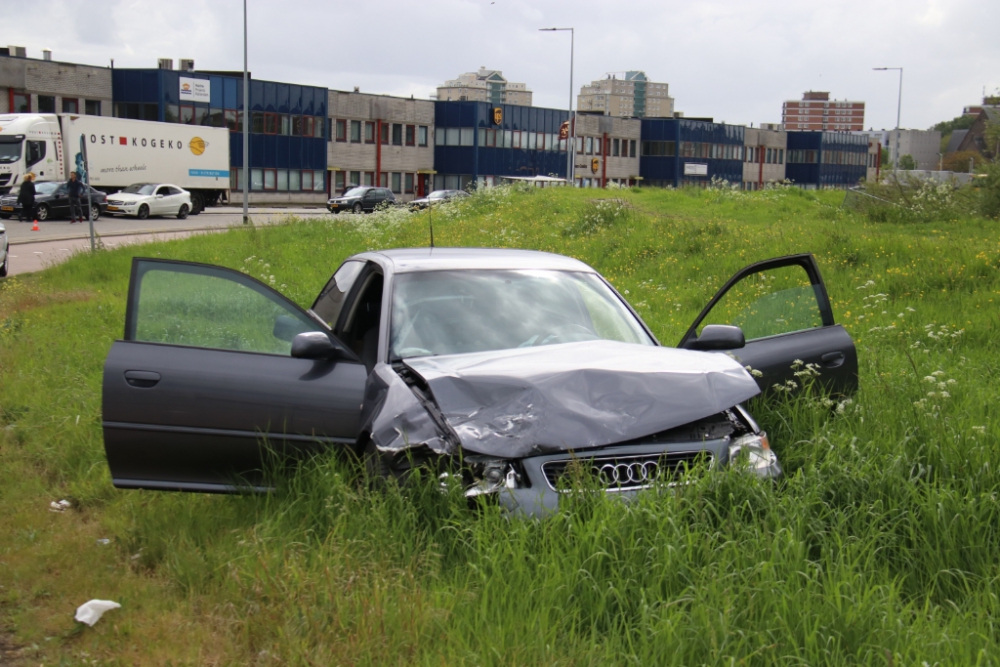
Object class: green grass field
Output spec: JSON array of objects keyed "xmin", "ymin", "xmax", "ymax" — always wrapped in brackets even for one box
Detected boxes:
[{"xmin": 1, "ymin": 184, "xmax": 998, "ymax": 665}]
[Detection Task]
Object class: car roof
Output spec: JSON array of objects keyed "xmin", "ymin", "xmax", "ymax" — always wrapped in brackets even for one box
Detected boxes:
[{"xmin": 355, "ymin": 247, "xmax": 597, "ymax": 274}]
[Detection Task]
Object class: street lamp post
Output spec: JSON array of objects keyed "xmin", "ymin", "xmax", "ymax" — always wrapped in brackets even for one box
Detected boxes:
[
  {"xmin": 242, "ymin": 0, "xmax": 249, "ymax": 224},
  {"xmin": 873, "ymin": 67, "xmax": 903, "ymax": 175},
  {"xmin": 539, "ymin": 27, "xmax": 574, "ymax": 185}
]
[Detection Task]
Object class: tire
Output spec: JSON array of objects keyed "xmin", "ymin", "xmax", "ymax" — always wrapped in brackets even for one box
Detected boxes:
[
  {"xmin": 0, "ymin": 214, "xmax": 10, "ymax": 220},
  {"xmin": 89, "ymin": 205, "xmax": 100, "ymax": 222},
  {"xmin": 137, "ymin": 204, "xmax": 149, "ymax": 220},
  {"xmin": 176, "ymin": 204, "xmax": 189, "ymax": 220},
  {"xmin": 352, "ymin": 202, "xmax": 363, "ymax": 214},
  {"xmin": 0, "ymin": 253, "xmax": 8, "ymax": 278},
  {"xmin": 190, "ymin": 192, "xmax": 202, "ymax": 216},
  {"xmin": 36, "ymin": 204, "xmax": 50, "ymax": 221}
]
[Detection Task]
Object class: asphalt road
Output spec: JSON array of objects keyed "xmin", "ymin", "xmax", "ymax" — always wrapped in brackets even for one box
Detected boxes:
[{"xmin": 4, "ymin": 206, "xmax": 331, "ymax": 276}]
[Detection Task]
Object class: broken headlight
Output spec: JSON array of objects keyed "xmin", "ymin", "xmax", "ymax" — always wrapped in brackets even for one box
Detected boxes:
[
  {"xmin": 463, "ymin": 458, "xmax": 523, "ymax": 498},
  {"xmin": 727, "ymin": 432, "xmax": 782, "ymax": 478}
]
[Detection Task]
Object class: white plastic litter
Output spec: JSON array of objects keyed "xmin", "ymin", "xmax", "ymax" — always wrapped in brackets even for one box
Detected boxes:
[
  {"xmin": 49, "ymin": 499, "xmax": 71, "ymax": 513},
  {"xmin": 74, "ymin": 599, "xmax": 121, "ymax": 626}
]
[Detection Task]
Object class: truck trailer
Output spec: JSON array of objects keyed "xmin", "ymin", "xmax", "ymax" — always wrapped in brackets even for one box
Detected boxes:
[{"xmin": 0, "ymin": 113, "xmax": 230, "ymax": 214}]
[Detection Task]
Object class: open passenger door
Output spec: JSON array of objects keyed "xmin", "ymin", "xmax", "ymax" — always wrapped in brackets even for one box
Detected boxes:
[
  {"xmin": 102, "ymin": 258, "xmax": 367, "ymax": 492},
  {"xmin": 679, "ymin": 254, "xmax": 857, "ymax": 397}
]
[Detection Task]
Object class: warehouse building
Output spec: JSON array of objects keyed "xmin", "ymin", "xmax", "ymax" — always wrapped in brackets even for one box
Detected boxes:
[
  {"xmin": 433, "ymin": 101, "xmax": 569, "ymax": 189},
  {"xmin": 1, "ymin": 47, "xmax": 111, "ymax": 116},
  {"xmin": 572, "ymin": 113, "xmax": 641, "ymax": 187},
  {"xmin": 639, "ymin": 118, "xmax": 745, "ymax": 188},
  {"xmin": 112, "ymin": 63, "xmax": 328, "ymax": 204},
  {"xmin": 785, "ymin": 131, "xmax": 869, "ymax": 189},
  {"xmin": 327, "ymin": 90, "xmax": 435, "ymax": 201}
]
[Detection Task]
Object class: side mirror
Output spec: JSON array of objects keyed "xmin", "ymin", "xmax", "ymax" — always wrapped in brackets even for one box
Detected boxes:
[
  {"xmin": 291, "ymin": 331, "xmax": 341, "ymax": 360},
  {"xmin": 687, "ymin": 324, "xmax": 745, "ymax": 351}
]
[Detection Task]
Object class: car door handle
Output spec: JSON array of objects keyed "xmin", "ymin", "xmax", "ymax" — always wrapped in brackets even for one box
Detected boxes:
[
  {"xmin": 821, "ymin": 351, "xmax": 845, "ymax": 368},
  {"xmin": 124, "ymin": 370, "xmax": 161, "ymax": 388}
]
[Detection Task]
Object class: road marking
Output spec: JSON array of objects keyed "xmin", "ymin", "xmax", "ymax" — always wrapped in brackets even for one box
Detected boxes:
[{"xmin": 33, "ymin": 251, "xmax": 43, "ymax": 254}]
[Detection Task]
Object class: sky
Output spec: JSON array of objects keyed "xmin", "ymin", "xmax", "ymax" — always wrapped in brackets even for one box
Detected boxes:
[{"xmin": 7, "ymin": 0, "xmax": 999, "ymax": 131}]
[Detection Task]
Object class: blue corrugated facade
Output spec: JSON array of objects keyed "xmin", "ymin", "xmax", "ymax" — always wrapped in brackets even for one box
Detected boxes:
[
  {"xmin": 786, "ymin": 131, "xmax": 868, "ymax": 189},
  {"xmin": 433, "ymin": 101, "xmax": 569, "ymax": 189},
  {"xmin": 639, "ymin": 119, "xmax": 745, "ymax": 187},
  {"xmin": 112, "ymin": 69, "xmax": 327, "ymax": 194}
]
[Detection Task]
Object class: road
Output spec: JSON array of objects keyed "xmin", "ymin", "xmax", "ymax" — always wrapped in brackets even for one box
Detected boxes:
[{"xmin": 4, "ymin": 206, "xmax": 330, "ymax": 276}]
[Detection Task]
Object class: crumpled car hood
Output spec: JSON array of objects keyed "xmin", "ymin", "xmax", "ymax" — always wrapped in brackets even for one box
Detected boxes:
[{"xmin": 400, "ymin": 339, "xmax": 761, "ymax": 458}]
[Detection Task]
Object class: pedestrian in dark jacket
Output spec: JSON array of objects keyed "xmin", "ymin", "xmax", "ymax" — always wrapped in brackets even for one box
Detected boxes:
[
  {"xmin": 16, "ymin": 173, "xmax": 36, "ymax": 223},
  {"xmin": 67, "ymin": 172, "xmax": 85, "ymax": 223}
]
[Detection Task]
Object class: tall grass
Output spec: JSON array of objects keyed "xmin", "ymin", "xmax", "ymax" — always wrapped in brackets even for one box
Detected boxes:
[{"xmin": 1, "ymin": 185, "xmax": 998, "ymax": 664}]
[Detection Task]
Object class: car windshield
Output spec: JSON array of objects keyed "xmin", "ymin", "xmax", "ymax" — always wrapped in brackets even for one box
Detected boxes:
[
  {"xmin": 343, "ymin": 187, "xmax": 368, "ymax": 198},
  {"xmin": 390, "ymin": 269, "xmax": 654, "ymax": 360},
  {"xmin": 123, "ymin": 184, "xmax": 156, "ymax": 195},
  {"xmin": 34, "ymin": 182, "xmax": 61, "ymax": 194},
  {"xmin": 0, "ymin": 139, "xmax": 21, "ymax": 164},
  {"xmin": 428, "ymin": 191, "xmax": 451, "ymax": 200}
]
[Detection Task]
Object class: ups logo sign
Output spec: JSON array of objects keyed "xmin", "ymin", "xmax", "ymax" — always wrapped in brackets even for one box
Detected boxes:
[{"xmin": 493, "ymin": 107, "xmax": 503, "ymax": 125}]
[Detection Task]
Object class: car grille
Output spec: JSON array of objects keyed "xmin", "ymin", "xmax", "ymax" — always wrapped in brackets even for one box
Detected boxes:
[
  {"xmin": 107, "ymin": 200, "xmax": 124, "ymax": 206},
  {"xmin": 541, "ymin": 451, "xmax": 714, "ymax": 491},
  {"xmin": 0, "ymin": 174, "xmax": 11, "ymax": 186}
]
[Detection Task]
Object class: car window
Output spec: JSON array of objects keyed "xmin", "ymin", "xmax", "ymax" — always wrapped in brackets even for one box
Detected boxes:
[
  {"xmin": 390, "ymin": 270, "xmax": 653, "ymax": 359},
  {"xmin": 697, "ymin": 264, "xmax": 823, "ymax": 341},
  {"xmin": 129, "ymin": 262, "xmax": 322, "ymax": 355},
  {"xmin": 155, "ymin": 186, "xmax": 169, "ymax": 196},
  {"xmin": 124, "ymin": 184, "xmax": 156, "ymax": 195},
  {"xmin": 343, "ymin": 187, "xmax": 367, "ymax": 197},
  {"xmin": 35, "ymin": 182, "xmax": 60, "ymax": 195},
  {"xmin": 311, "ymin": 260, "xmax": 366, "ymax": 326}
]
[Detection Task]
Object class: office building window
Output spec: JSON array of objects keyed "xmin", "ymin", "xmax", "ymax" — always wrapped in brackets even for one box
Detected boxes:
[
  {"xmin": 391, "ymin": 172, "xmax": 401, "ymax": 193},
  {"xmin": 365, "ymin": 121, "xmax": 375, "ymax": 144},
  {"xmin": 445, "ymin": 128, "xmax": 460, "ymax": 146},
  {"xmin": 349, "ymin": 170, "xmax": 361, "ymax": 186},
  {"xmin": 334, "ymin": 171, "xmax": 345, "ymax": 192},
  {"xmin": 251, "ymin": 168, "xmax": 264, "ymax": 190},
  {"xmin": 289, "ymin": 170, "xmax": 301, "ymax": 191},
  {"xmin": 512, "ymin": 131, "xmax": 522, "ymax": 149},
  {"xmin": 62, "ymin": 98, "xmax": 79, "ymax": 113},
  {"xmin": 263, "ymin": 169, "xmax": 276, "ymax": 190},
  {"xmin": 224, "ymin": 109, "xmax": 241, "ymax": 132},
  {"xmin": 350, "ymin": 120, "xmax": 361, "ymax": 143},
  {"xmin": 404, "ymin": 173, "xmax": 414, "ymax": 193},
  {"xmin": 363, "ymin": 172, "xmax": 374, "ymax": 186},
  {"xmin": 336, "ymin": 119, "xmax": 347, "ymax": 142},
  {"xmin": 263, "ymin": 113, "xmax": 278, "ymax": 134},
  {"xmin": 380, "ymin": 172, "xmax": 388, "ymax": 187},
  {"xmin": 613, "ymin": 138, "xmax": 620, "ymax": 157},
  {"xmin": 38, "ymin": 95, "xmax": 56, "ymax": 113},
  {"xmin": 629, "ymin": 140, "xmax": 636, "ymax": 158},
  {"xmin": 406, "ymin": 124, "xmax": 415, "ymax": 146},
  {"xmin": 291, "ymin": 116, "xmax": 303, "ymax": 136},
  {"xmin": 418, "ymin": 126, "xmax": 428, "ymax": 146},
  {"xmin": 392, "ymin": 124, "xmax": 403, "ymax": 146},
  {"xmin": 277, "ymin": 169, "xmax": 289, "ymax": 191},
  {"xmin": 13, "ymin": 93, "xmax": 29, "ymax": 113},
  {"xmin": 381, "ymin": 123, "xmax": 389, "ymax": 145}
]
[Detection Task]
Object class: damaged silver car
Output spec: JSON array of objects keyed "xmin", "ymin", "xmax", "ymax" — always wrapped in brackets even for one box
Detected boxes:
[{"xmin": 102, "ymin": 249, "xmax": 857, "ymax": 515}]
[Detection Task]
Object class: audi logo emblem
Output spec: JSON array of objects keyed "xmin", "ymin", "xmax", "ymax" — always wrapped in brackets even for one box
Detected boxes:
[{"xmin": 597, "ymin": 461, "xmax": 659, "ymax": 487}]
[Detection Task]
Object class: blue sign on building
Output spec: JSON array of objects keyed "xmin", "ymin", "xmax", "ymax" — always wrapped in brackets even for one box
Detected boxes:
[
  {"xmin": 112, "ymin": 68, "xmax": 328, "ymax": 197},
  {"xmin": 639, "ymin": 119, "xmax": 745, "ymax": 188},
  {"xmin": 433, "ymin": 101, "xmax": 569, "ymax": 189}
]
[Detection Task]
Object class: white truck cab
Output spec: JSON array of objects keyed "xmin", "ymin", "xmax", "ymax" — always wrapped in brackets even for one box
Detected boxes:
[{"xmin": 0, "ymin": 114, "xmax": 65, "ymax": 194}]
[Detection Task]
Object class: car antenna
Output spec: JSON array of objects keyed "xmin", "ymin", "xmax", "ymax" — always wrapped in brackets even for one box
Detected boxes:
[{"xmin": 428, "ymin": 202, "xmax": 435, "ymax": 248}]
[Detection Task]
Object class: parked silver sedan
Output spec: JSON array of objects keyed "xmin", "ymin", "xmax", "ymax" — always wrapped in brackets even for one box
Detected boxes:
[{"xmin": 105, "ymin": 183, "xmax": 192, "ymax": 220}]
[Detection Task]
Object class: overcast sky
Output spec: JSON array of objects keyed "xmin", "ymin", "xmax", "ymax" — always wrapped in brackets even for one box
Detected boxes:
[{"xmin": 8, "ymin": 0, "xmax": 999, "ymax": 131}]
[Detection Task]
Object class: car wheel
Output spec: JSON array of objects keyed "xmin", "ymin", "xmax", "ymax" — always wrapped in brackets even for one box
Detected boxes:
[
  {"xmin": 352, "ymin": 202, "xmax": 363, "ymax": 214},
  {"xmin": 177, "ymin": 204, "xmax": 189, "ymax": 220},
  {"xmin": 36, "ymin": 204, "xmax": 50, "ymax": 221},
  {"xmin": 190, "ymin": 192, "xmax": 202, "ymax": 215},
  {"xmin": 0, "ymin": 253, "xmax": 8, "ymax": 278},
  {"xmin": 137, "ymin": 204, "xmax": 149, "ymax": 220},
  {"xmin": 89, "ymin": 205, "xmax": 100, "ymax": 222},
  {"xmin": 362, "ymin": 439, "xmax": 417, "ymax": 487}
]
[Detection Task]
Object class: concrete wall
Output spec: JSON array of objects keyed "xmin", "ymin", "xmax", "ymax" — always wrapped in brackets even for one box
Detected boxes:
[
  {"xmin": 743, "ymin": 128, "xmax": 787, "ymax": 188},
  {"xmin": 0, "ymin": 55, "xmax": 112, "ymax": 115},
  {"xmin": 885, "ymin": 129, "xmax": 942, "ymax": 170},
  {"xmin": 573, "ymin": 114, "xmax": 641, "ymax": 185}
]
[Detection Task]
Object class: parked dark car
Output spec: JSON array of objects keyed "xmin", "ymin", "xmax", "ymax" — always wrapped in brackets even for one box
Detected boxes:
[
  {"xmin": 0, "ymin": 222, "xmax": 8, "ymax": 277},
  {"xmin": 101, "ymin": 250, "xmax": 857, "ymax": 516},
  {"xmin": 0, "ymin": 181, "xmax": 106, "ymax": 221},
  {"xmin": 408, "ymin": 189, "xmax": 469, "ymax": 211},
  {"xmin": 328, "ymin": 186, "xmax": 396, "ymax": 214}
]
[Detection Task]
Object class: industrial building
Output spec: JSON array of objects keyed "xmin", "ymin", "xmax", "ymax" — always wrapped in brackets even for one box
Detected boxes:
[
  {"xmin": 436, "ymin": 68, "xmax": 532, "ymax": 106},
  {"xmin": 433, "ymin": 101, "xmax": 568, "ymax": 189},
  {"xmin": 327, "ymin": 90, "xmax": 435, "ymax": 201},
  {"xmin": 785, "ymin": 132, "xmax": 869, "ymax": 189},
  {"xmin": 743, "ymin": 127, "xmax": 787, "ymax": 190},
  {"xmin": 112, "ymin": 63, "xmax": 328, "ymax": 204},
  {"xmin": 639, "ymin": 118, "xmax": 745, "ymax": 188},
  {"xmin": 782, "ymin": 92, "xmax": 865, "ymax": 132},
  {"xmin": 1, "ymin": 47, "xmax": 111, "ymax": 116},
  {"xmin": 577, "ymin": 71, "xmax": 674, "ymax": 118},
  {"xmin": 571, "ymin": 113, "xmax": 642, "ymax": 187}
]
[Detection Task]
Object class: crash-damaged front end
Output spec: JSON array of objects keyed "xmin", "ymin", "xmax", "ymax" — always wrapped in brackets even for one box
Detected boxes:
[{"xmin": 359, "ymin": 339, "xmax": 781, "ymax": 516}]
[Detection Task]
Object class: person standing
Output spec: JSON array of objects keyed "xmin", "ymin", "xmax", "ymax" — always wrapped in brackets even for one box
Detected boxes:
[
  {"xmin": 16, "ymin": 173, "xmax": 36, "ymax": 223},
  {"xmin": 67, "ymin": 171, "xmax": 85, "ymax": 224}
]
